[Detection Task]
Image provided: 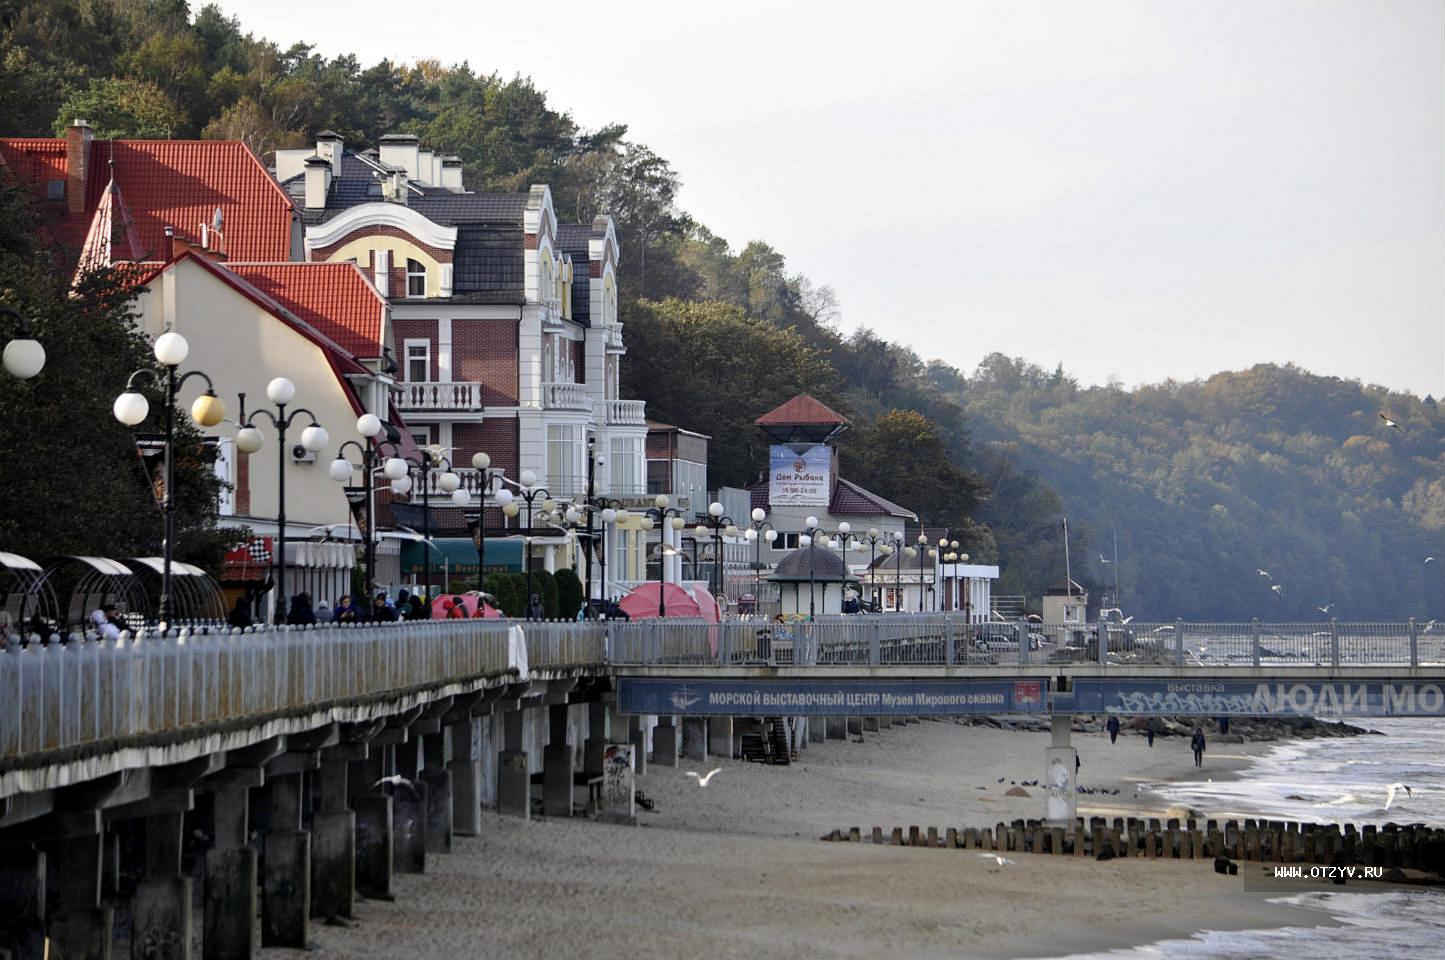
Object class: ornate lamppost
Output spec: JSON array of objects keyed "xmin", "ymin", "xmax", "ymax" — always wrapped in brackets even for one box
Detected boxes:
[
  {"xmin": 498, "ymin": 470, "xmax": 552, "ymax": 609},
  {"xmin": 691, "ymin": 501, "xmax": 737, "ymax": 600},
  {"xmin": 465, "ymin": 452, "xmax": 513, "ymax": 592},
  {"xmin": 113, "ymin": 329, "xmax": 226, "ymax": 624},
  {"xmin": 233, "ymin": 378, "xmax": 330, "ymax": 623},
  {"xmin": 327, "ymin": 414, "xmax": 406, "ymax": 612},
  {"xmin": 799, "ymin": 515, "xmax": 823, "ymax": 621},
  {"xmin": 912, "ymin": 532, "xmax": 939, "ymax": 613},
  {"xmin": 745, "ymin": 507, "xmax": 775, "ymax": 614},
  {"xmin": 643, "ymin": 495, "xmax": 686, "ymax": 617},
  {"xmin": 860, "ymin": 527, "xmax": 887, "ymax": 612}
]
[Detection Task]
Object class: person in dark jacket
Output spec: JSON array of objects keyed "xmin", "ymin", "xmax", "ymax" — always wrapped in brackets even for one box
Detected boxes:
[
  {"xmin": 446, "ymin": 596, "xmax": 467, "ymax": 619},
  {"xmin": 286, "ymin": 593, "xmax": 317, "ymax": 626},
  {"xmin": 372, "ymin": 592, "xmax": 398, "ymax": 622},
  {"xmin": 1146, "ymin": 719, "xmax": 1156, "ymax": 748},
  {"xmin": 1191, "ymin": 727, "xmax": 1207, "ymax": 767},
  {"xmin": 526, "ymin": 593, "xmax": 545, "ymax": 621},
  {"xmin": 227, "ymin": 596, "xmax": 253, "ymax": 629},
  {"xmin": 1106, "ymin": 715, "xmax": 1121, "ymax": 744}
]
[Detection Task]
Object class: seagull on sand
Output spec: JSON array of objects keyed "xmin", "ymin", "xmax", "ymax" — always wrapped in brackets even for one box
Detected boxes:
[
  {"xmin": 1256, "ymin": 569, "xmax": 1272, "ymax": 580},
  {"xmin": 1379, "ymin": 413, "xmax": 1402, "ymax": 431},
  {"xmin": 978, "ymin": 853, "xmax": 1016, "ymax": 867},
  {"xmin": 1384, "ymin": 783, "xmax": 1413, "ymax": 811},
  {"xmin": 1271, "ymin": 584, "xmax": 1284, "ymax": 596},
  {"xmin": 687, "ymin": 768, "xmax": 723, "ymax": 787}
]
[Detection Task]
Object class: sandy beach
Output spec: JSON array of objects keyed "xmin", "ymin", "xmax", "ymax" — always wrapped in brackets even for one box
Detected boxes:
[{"xmin": 273, "ymin": 720, "xmax": 1347, "ymax": 960}]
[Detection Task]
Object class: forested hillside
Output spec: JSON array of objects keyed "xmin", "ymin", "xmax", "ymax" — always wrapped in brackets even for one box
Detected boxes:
[{"xmin": 3, "ymin": 2, "xmax": 1438, "ymax": 619}]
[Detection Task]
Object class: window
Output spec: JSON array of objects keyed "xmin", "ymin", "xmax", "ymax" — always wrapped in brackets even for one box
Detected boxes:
[
  {"xmin": 775, "ymin": 532, "xmax": 801, "ymax": 551},
  {"xmin": 404, "ymin": 339, "xmax": 430, "ymax": 383},
  {"xmin": 46, "ymin": 180, "xmax": 65, "ymax": 200},
  {"xmin": 547, "ymin": 424, "xmax": 583, "ymax": 494},
  {"xmin": 412, "ymin": 425, "xmax": 433, "ymax": 450},
  {"xmin": 406, "ymin": 259, "xmax": 427, "ymax": 298},
  {"xmin": 610, "ymin": 437, "xmax": 644, "ymax": 496}
]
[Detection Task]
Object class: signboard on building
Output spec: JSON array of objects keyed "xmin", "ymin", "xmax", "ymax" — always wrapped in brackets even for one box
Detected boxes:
[
  {"xmin": 617, "ymin": 677, "xmax": 1048, "ymax": 717},
  {"xmin": 768, "ymin": 444, "xmax": 830, "ymax": 507}
]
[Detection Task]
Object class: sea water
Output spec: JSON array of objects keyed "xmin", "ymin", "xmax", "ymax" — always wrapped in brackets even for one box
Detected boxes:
[{"xmin": 1047, "ymin": 718, "xmax": 1444, "ymax": 959}]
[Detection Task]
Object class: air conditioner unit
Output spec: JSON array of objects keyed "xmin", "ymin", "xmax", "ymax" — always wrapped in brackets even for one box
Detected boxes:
[{"xmin": 291, "ymin": 444, "xmax": 316, "ymax": 464}]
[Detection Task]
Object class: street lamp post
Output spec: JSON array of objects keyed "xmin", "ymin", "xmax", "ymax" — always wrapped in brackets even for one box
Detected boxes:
[
  {"xmin": 914, "ymin": 532, "xmax": 939, "ymax": 613},
  {"xmin": 499, "ymin": 470, "xmax": 552, "ymax": 610},
  {"xmin": 113, "ymin": 329, "xmax": 225, "ymax": 624},
  {"xmin": 892, "ymin": 530, "xmax": 905, "ymax": 611},
  {"xmin": 466, "ymin": 452, "xmax": 513, "ymax": 594},
  {"xmin": 801, "ymin": 515, "xmax": 822, "ymax": 621},
  {"xmin": 746, "ymin": 507, "xmax": 775, "ymax": 614},
  {"xmin": 394, "ymin": 451, "xmax": 461, "ymax": 605},
  {"xmin": 2, "ymin": 306, "xmax": 45, "ymax": 379},
  {"xmin": 327, "ymin": 415, "xmax": 404, "ymax": 613},
  {"xmin": 693, "ymin": 501, "xmax": 737, "ymax": 599},
  {"xmin": 234, "ymin": 378, "xmax": 330, "ymax": 623},
  {"xmin": 860, "ymin": 528, "xmax": 885, "ymax": 612},
  {"xmin": 644, "ymin": 495, "xmax": 686, "ymax": 617}
]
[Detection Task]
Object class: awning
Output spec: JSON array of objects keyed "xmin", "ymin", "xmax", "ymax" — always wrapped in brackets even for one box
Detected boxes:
[{"xmin": 400, "ymin": 538, "xmax": 523, "ymax": 576}]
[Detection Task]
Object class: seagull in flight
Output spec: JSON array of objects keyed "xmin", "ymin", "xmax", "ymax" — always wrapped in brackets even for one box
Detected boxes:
[
  {"xmin": 1256, "ymin": 569, "xmax": 1272, "ymax": 580},
  {"xmin": 1425, "ymin": 620, "xmax": 1438, "ymax": 633},
  {"xmin": 977, "ymin": 853, "xmax": 1016, "ymax": 867},
  {"xmin": 1379, "ymin": 413, "xmax": 1402, "ymax": 431},
  {"xmin": 1271, "ymin": 584, "xmax": 1284, "ymax": 596},
  {"xmin": 1316, "ymin": 604, "xmax": 1333, "ymax": 614},
  {"xmin": 686, "ymin": 768, "xmax": 723, "ymax": 787},
  {"xmin": 1384, "ymin": 783, "xmax": 1413, "ymax": 811},
  {"xmin": 1099, "ymin": 554, "xmax": 1112, "ymax": 564},
  {"xmin": 1426, "ymin": 557, "xmax": 1436, "ymax": 564},
  {"xmin": 368, "ymin": 774, "xmax": 419, "ymax": 796}
]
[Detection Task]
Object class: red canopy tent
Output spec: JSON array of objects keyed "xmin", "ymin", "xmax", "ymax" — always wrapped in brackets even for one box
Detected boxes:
[
  {"xmin": 432, "ymin": 591, "xmax": 502, "ymax": 620},
  {"xmin": 616, "ymin": 582, "xmax": 702, "ymax": 620}
]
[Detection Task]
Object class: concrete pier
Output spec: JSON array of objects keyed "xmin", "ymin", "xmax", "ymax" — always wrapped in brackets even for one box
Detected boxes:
[
  {"xmin": 421, "ymin": 729, "xmax": 453, "ymax": 853},
  {"xmin": 628, "ymin": 716, "xmax": 649, "ymax": 775},
  {"xmin": 681, "ymin": 717, "xmax": 708, "ymax": 762},
  {"xmin": 132, "ymin": 811, "xmax": 193, "ymax": 960},
  {"xmin": 846, "ymin": 717, "xmax": 864, "ymax": 738},
  {"xmin": 393, "ymin": 738, "xmax": 428, "ymax": 871},
  {"xmin": 543, "ymin": 704, "xmax": 575, "ymax": 817},
  {"xmin": 498, "ymin": 705, "xmax": 531, "ymax": 818},
  {"xmin": 862, "ymin": 717, "xmax": 880, "ymax": 733},
  {"xmin": 707, "ymin": 717, "xmax": 734, "ymax": 759},
  {"xmin": 448, "ymin": 717, "xmax": 482, "ymax": 837},
  {"xmin": 262, "ymin": 769, "xmax": 312, "ymax": 948},
  {"xmin": 311, "ymin": 750, "xmax": 358, "ymax": 922},
  {"xmin": 583, "ymin": 701, "xmax": 610, "ymax": 779},
  {"xmin": 653, "ymin": 717, "xmax": 679, "ymax": 767},
  {"xmin": 0, "ymin": 845, "xmax": 47, "ymax": 960},
  {"xmin": 826, "ymin": 717, "xmax": 846, "ymax": 740}
]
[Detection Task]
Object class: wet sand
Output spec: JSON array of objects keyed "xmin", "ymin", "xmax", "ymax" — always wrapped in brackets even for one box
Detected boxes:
[{"xmin": 274, "ymin": 720, "xmax": 1338, "ymax": 960}]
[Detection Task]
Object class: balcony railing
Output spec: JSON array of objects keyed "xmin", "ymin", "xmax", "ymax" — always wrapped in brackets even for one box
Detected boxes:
[
  {"xmin": 604, "ymin": 398, "xmax": 646, "ymax": 426},
  {"xmin": 542, "ymin": 381, "xmax": 591, "ymax": 412},
  {"xmin": 603, "ymin": 322, "xmax": 625, "ymax": 352},
  {"xmin": 396, "ymin": 381, "xmax": 483, "ymax": 412}
]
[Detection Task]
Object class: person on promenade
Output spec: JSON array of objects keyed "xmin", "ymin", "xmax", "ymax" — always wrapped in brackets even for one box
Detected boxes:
[
  {"xmin": 1106, "ymin": 715, "xmax": 1120, "ymax": 744},
  {"xmin": 227, "ymin": 596, "xmax": 253, "ymax": 629},
  {"xmin": 334, "ymin": 595, "xmax": 360, "ymax": 623},
  {"xmin": 1191, "ymin": 727, "xmax": 1206, "ymax": 767},
  {"xmin": 373, "ymin": 592, "xmax": 398, "ymax": 622},
  {"xmin": 91, "ymin": 604, "xmax": 122, "ymax": 640},
  {"xmin": 315, "ymin": 599, "xmax": 332, "ymax": 622},
  {"xmin": 0, "ymin": 611, "xmax": 14, "ymax": 650},
  {"xmin": 287, "ymin": 593, "xmax": 317, "ymax": 626},
  {"xmin": 526, "ymin": 593, "xmax": 545, "ymax": 621},
  {"xmin": 1145, "ymin": 719, "xmax": 1156, "ymax": 748},
  {"xmin": 446, "ymin": 596, "xmax": 467, "ymax": 619}
]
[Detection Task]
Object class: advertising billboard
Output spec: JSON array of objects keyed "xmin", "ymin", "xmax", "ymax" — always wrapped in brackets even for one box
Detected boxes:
[{"xmin": 768, "ymin": 444, "xmax": 830, "ymax": 507}]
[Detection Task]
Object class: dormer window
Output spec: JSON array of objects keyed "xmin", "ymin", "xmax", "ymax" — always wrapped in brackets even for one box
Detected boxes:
[{"xmin": 406, "ymin": 258, "xmax": 427, "ymax": 298}]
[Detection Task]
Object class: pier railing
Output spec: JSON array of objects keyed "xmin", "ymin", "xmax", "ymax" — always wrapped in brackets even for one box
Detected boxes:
[{"xmin": 3, "ymin": 617, "xmax": 1437, "ymax": 767}]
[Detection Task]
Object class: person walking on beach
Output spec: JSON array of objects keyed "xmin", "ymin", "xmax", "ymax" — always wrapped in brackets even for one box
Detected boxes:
[
  {"xmin": 1146, "ymin": 719, "xmax": 1156, "ymax": 748},
  {"xmin": 1191, "ymin": 727, "xmax": 1206, "ymax": 767},
  {"xmin": 1106, "ymin": 715, "xmax": 1120, "ymax": 744}
]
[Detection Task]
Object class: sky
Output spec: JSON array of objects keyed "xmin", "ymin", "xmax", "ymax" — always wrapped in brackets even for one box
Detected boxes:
[{"xmin": 220, "ymin": 0, "xmax": 1444, "ymax": 397}]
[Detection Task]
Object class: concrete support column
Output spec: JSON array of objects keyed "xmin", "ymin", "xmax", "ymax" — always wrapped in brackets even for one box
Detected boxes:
[
  {"xmin": 132, "ymin": 811, "xmax": 193, "ymax": 960},
  {"xmin": 48, "ymin": 832, "xmax": 112, "ymax": 960},
  {"xmin": 681, "ymin": 717, "xmax": 708, "ymax": 762},
  {"xmin": 653, "ymin": 717, "xmax": 679, "ymax": 767},
  {"xmin": 583, "ymin": 701, "xmax": 609, "ymax": 778},
  {"xmin": 448, "ymin": 719, "xmax": 482, "ymax": 837},
  {"xmin": 420, "ymin": 730, "xmax": 453, "ymax": 854},
  {"xmin": 311, "ymin": 754, "xmax": 356, "ymax": 922},
  {"xmin": 498, "ymin": 707, "xmax": 531, "ymax": 818},
  {"xmin": 543, "ymin": 703, "xmax": 575, "ymax": 818},
  {"xmin": 862, "ymin": 717, "xmax": 880, "ymax": 733},
  {"xmin": 262, "ymin": 771, "xmax": 310, "ymax": 949},
  {"xmin": 203, "ymin": 784, "xmax": 257, "ymax": 960},
  {"xmin": 810, "ymin": 716, "xmax": 825, "ymax": 743},
  {"xmin": 826, "ymin": 717, "xmax": 847, "ymax": 740},
  {"xmin": 846, "ymin": 717, "xmax": 863, "ymax": 738},
  {"xmin": 391, "ymin": 737, "xmax": 427, "ymax": 872},
  {"xmin": 348, "ymin": 748, "xmax": 394, "ymax": 901},
  {"xmin": 707, "ymin": 717, "xmax": 734, "ymax": 759},
  {"xmin": 0, "ymin": 845, "xmax": 47, "ymax": 960},
  {"xmin": 628, "ymin": 716, "xmax": 648, "ymax": 776},
  {"xmin": 1044, "ymin": 715, "xmax": 1078, "ymax": 826}
]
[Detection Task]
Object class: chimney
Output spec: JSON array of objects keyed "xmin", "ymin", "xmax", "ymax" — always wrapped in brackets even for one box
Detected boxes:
[
  {"xmin": 315, "ymin": 130, "xmax": 344, "ymax": 181},
  {"xmin": 65, "ymin": 119, "xmax": 92, "ymax": 215},
  {"xmin": 378, "ymin": 133, "xmax": 421, "ymax": 181},
  {"xmin": 386, "ymin": 168, "xmax": 408, "ymax": 205},
  {"xmin": 303, "ymin": 155, "xmax": 330, "ymax": 210},
  {"xmin": 416, "ymin": 150, "xmax": 434, "ymax": 185},
  {"xmin": 440, "ymin": 156, "xmax": 464, "ymax": 192}
]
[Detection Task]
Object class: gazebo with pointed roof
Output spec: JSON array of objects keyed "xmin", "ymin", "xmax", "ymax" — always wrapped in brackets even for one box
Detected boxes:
[{"xmin": 754, "ymin": 394, "xmax": 850, "ymax": 445}]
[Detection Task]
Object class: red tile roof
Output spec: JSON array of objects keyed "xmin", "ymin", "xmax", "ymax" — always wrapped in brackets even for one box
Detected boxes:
[
  {"xmin": 225, "ymin": 262, "xmax": 386, "ymax": 358},
  {"xmin": 754, "ymin": 394, "xmax": 849, "ymax": 427},
  {"xmin": 0, "ymin": 138, "xmax": 295, "ymax": 262}
]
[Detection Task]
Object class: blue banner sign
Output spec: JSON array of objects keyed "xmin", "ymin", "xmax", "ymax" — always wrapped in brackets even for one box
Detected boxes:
[
  {"xmin": 617, "ymin": 677, "xmax": 1048, "ymax": 716},
  {"xmin": 1068, "ymin": 679, "xmax": 1445, "ymax": 718}
]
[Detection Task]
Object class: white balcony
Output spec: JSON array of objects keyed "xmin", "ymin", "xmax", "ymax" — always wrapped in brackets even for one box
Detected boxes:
[
  {"xmin": 604, "ymin": 398, "xmax": 646, "ymax": 426},
  {"xmin": 603, "ymin": 322, "xmax": 626, "ymax": 353},
  {"xmin": 542, "ymin": 381, "xmax": 592, "ymax": 412},
  {"xmin": 395, "ymin": 381, "xmax": 483, "ymax": 412},
  {"xmin": 541, "ymin": 297, "xmax": 565, "ymax": 331}
]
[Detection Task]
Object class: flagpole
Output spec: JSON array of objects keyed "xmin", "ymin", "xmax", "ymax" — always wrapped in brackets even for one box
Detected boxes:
[{"xmin": 1062, "ymin": 517, "xmax": 1072, "ymax": 599}]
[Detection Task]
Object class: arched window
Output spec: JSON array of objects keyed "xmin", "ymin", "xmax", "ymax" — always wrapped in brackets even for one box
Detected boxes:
[{"xmin": 406, "ymin": 258, "xmax": 427, "ymax": 298}]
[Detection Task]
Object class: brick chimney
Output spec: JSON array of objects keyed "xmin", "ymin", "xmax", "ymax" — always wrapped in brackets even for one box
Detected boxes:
[
  {"xmin": 440, "ymin": 156, "xmax": 464, "ymax": 192},
  {"xmin": 378, "ymin": 133, "xmax": 421, "ymax": 181},
  {"xmin": 303, "ymin": 155, "xmax": 330, "ymax": 210},
  {"xmin": 65, "ymin": 119, "xmax": 92, "ymax": 215},
  {"xmin": 315, "ymin": 130, "xmax": 344, "ymax": 182}
]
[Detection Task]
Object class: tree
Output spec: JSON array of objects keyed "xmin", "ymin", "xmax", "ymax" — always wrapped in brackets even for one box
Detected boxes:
[
  {"xmin": 0, "ymin": 184, "xmax": 223, "ymax": 569},
  {"xmin": 554, "ymin": 567, "xmax": 584, "ymax": 619},
  {"xmin": 842, "ymin": 410, "xmax": 986, "ymax": 535},
  {"xmin": 53, "ymin": 77, "xmax": 186, "ymax": 139}
]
